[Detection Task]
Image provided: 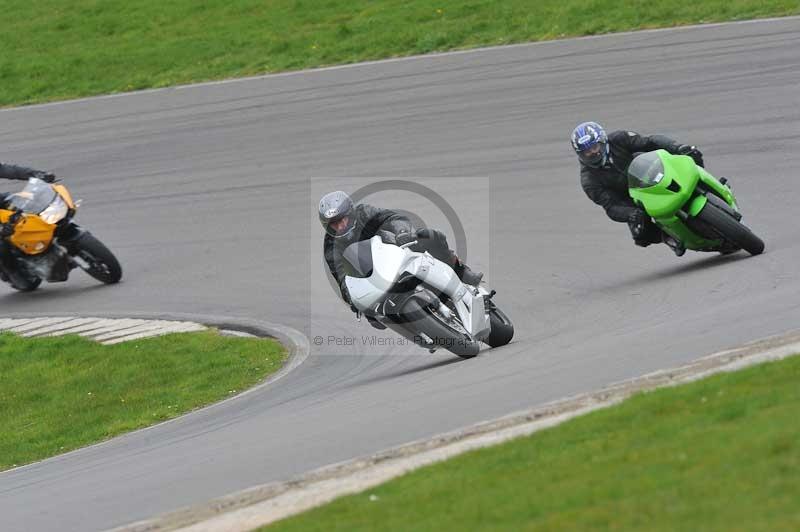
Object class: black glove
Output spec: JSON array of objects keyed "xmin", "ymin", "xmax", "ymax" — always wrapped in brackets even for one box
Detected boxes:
[
  {"xmin": 676, "ymin": 144, "xmax": 704, "ymax": 167},
  {"xmin": 415, "ymin": 228, "xmax": 434, "ymax": 240},
  {"xmin": 339, "ymin": 279, "xmax": 351, "ymax": 303},
  {"xmin": 376, "ymin": 230, "xmax": 397, "ymax": 245},
  {"xmin": 339, "ymin": 280, "xmax": 359, "ymax": 313},
  {"xmin": 627, "ymin": 208, "xmax": 647, "ymax": 238},
  {"xmin": 396, "ymin": 231, "xmax": 416, "ymax": 246},
  {"xmin": 34, "ymin": 171, "xmax": 57, "ymax": 183}
]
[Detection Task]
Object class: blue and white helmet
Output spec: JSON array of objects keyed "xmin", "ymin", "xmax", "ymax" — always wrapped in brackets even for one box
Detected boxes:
[{"xmin": 571, "ymin": 121, "xmax": 609, "ymax": 168}]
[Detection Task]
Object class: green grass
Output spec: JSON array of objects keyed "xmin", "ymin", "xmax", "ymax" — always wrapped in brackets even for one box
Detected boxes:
[
  {"xmin": 0, "ymin": 330, "xmax": 285, "ymax": 470},
  {"xmin": 267, "ymin": 354, "xmax": 800, "ymax": 531},
  {"xmin": 2, "ymin": 0, "xmax": 798, "ymax": 107}
]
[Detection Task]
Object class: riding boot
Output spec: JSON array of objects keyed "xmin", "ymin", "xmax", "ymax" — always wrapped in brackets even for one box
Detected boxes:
[
  {"xmin": 453, "ymin": 259, "xmax": 484, "ymax": 286},
  {"xmin": 662, "ymin": 233, "xmax": 686, "ymax": 257},
  {"xmin": 366, "ymin": 315, "xmax": 386, "ymax": 330}
]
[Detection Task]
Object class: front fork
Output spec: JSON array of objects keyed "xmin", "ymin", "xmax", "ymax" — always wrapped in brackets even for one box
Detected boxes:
[
  {"xmin": 55, "ymin": 222, "xmax": 91, "ymax": 273},
  {"xmin": 56, "ymin": 221, "xmax": 87, "ymax": 251}
]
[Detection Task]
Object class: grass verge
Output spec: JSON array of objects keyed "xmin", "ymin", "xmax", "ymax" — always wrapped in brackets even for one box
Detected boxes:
[
  {"xmin": 266, "ymin": 354, "xmax": 800, "ymax": 531},
  {"xmin": 2, "ymin": 1, "xmax": 799, "ymax": 107},
  {"xmin": 0, "ymin": 329, "xmax": 285, "ymax": 471}
]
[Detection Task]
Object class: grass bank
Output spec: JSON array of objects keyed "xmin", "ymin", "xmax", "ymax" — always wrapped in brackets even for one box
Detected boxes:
[
  {"xmin": 267, "ymin": 354, "xmax": 800, "ymax": 531},
  {"xmin": 2, "ymin": 1, "xmax": 798, "ymax": 106},
  {"xmin": 0, "ymin": 330, "xmax": 285, "ymax": 470}
]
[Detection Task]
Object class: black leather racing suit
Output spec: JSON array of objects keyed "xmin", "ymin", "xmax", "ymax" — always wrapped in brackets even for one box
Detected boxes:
[
  {"xmin": 580, "ymin": 130, "xmax": 697, "ymax": 245},
  {"xmin": 323, "ymin": 203, "xmax": 457, "ymax": 303}
]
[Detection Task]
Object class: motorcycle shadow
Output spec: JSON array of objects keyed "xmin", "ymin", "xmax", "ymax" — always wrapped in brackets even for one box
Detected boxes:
[
  {"xmin": 352, "ymin": 356, "xmax": 464, "ymax": 389},
  {"xmin": 598, "ymin": 252, "xmax": 751, "ymax": 292},
  {"xmin": 0, "ymin": 282, "xmax": 112, "ymax": 302}
]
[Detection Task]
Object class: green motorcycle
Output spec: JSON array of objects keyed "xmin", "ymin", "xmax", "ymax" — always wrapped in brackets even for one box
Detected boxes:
[{"xmin": 628, "ymin": 150, "xmax": 764, "ymax": 256}]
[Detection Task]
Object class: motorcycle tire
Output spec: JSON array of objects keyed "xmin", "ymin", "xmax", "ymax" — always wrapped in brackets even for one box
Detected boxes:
[
  {"xmin": 0, "ymin": 254, "xmax": 42, "ymax": 292},
  {"xmin": 696, "ymin": 201, "xmax": 764, "ymax": 256},
  {"xmin": 485, "ymin": 306, "xmax": 514, "ymax": 348},
  {"xmin": 73, "ymin": 233, "xmax": 123, "ymax": 284},
  {"xmin": 9, "ymin": 273, "xmax": 42, "ymax": 292}
]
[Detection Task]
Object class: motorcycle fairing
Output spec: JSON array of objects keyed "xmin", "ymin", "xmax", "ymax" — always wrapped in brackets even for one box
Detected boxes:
[{"xmin": 345, "ymin": 236, "xmax": 490, "ymax": 339}]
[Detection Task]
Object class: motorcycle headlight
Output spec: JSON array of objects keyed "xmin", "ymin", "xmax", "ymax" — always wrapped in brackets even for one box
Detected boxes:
[{"xmin": 39, "ymin": 195, "xmax": 69, "ymax": 224}]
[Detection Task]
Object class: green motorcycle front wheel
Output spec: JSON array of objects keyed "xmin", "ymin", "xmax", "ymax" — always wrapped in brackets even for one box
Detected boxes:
[{"xmin": 696, "ymin": 200, "xmax": 765, "ymax": 256}]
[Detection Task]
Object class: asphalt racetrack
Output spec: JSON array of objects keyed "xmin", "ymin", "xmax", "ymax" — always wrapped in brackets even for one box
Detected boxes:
[{"xmin": 1, "ymin": 17, "xmax": 798, "ymax": 532}]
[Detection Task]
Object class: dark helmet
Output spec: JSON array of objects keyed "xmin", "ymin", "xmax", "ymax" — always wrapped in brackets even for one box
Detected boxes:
[
  {"xmin": 571, "ymin": 121, "xmax": 609, "ymax": 168},
  {"xmin": 319, "ymin": 190, "xmax": 357, "ymax": 238}
]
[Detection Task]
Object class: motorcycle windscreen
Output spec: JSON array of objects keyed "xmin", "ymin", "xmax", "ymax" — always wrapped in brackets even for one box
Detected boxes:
[
  {"xmin": 342, "ymin": 240, "xmax": 374, "ymax": 277},
  {"xmin": 627, "ymin": 151, "xmax": 666, "ymax": 189},
  {"xmin": 7, "ymin": 179, "xmax": 57, "ymax": 214},
  {"xmin": 344, "ymin": 237, "xmax": 408, "ymax": 311}
]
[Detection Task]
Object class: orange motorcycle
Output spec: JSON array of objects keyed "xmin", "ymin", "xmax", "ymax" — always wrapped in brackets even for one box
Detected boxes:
[{"xmin": 0, "ymin": 177, "xmax": 122, "ymax": 291}]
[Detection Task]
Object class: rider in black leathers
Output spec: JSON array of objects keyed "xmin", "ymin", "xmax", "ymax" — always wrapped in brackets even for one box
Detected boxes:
[
  {"xmin": 0, "ymin": 162, "xmax": 56, "ymax": 236},
  {"xmin": 320, "ymin": 191, "xmax": 482, "ymax": 318},
  {"xmin": 571, "ymin": 122, "xmax": 704, "ymax": 255}
]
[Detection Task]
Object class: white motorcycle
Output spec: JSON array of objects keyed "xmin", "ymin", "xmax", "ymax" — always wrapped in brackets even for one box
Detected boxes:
[{"xmin": 343, "ymin": 235, "xmax": 514, "ymax": 358}]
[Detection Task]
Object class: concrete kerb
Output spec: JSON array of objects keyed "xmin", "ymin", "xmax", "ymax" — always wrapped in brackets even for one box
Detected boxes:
[
  {"xmin": 111, "ymin": 328, "xmax": 800, "ymax": 532},
  {"xmin": 1, "ymin": 310, "xmax": 307, "ymax": 355},
  {"xmin": 0, "ymin": 311, "xmax": 310, "ymax": 476}
]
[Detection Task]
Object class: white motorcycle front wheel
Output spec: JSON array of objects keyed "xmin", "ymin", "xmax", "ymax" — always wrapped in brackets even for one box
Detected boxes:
[{"xmin": 484, "ymin": 307, "xmax": 514, "ymax": 348}]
